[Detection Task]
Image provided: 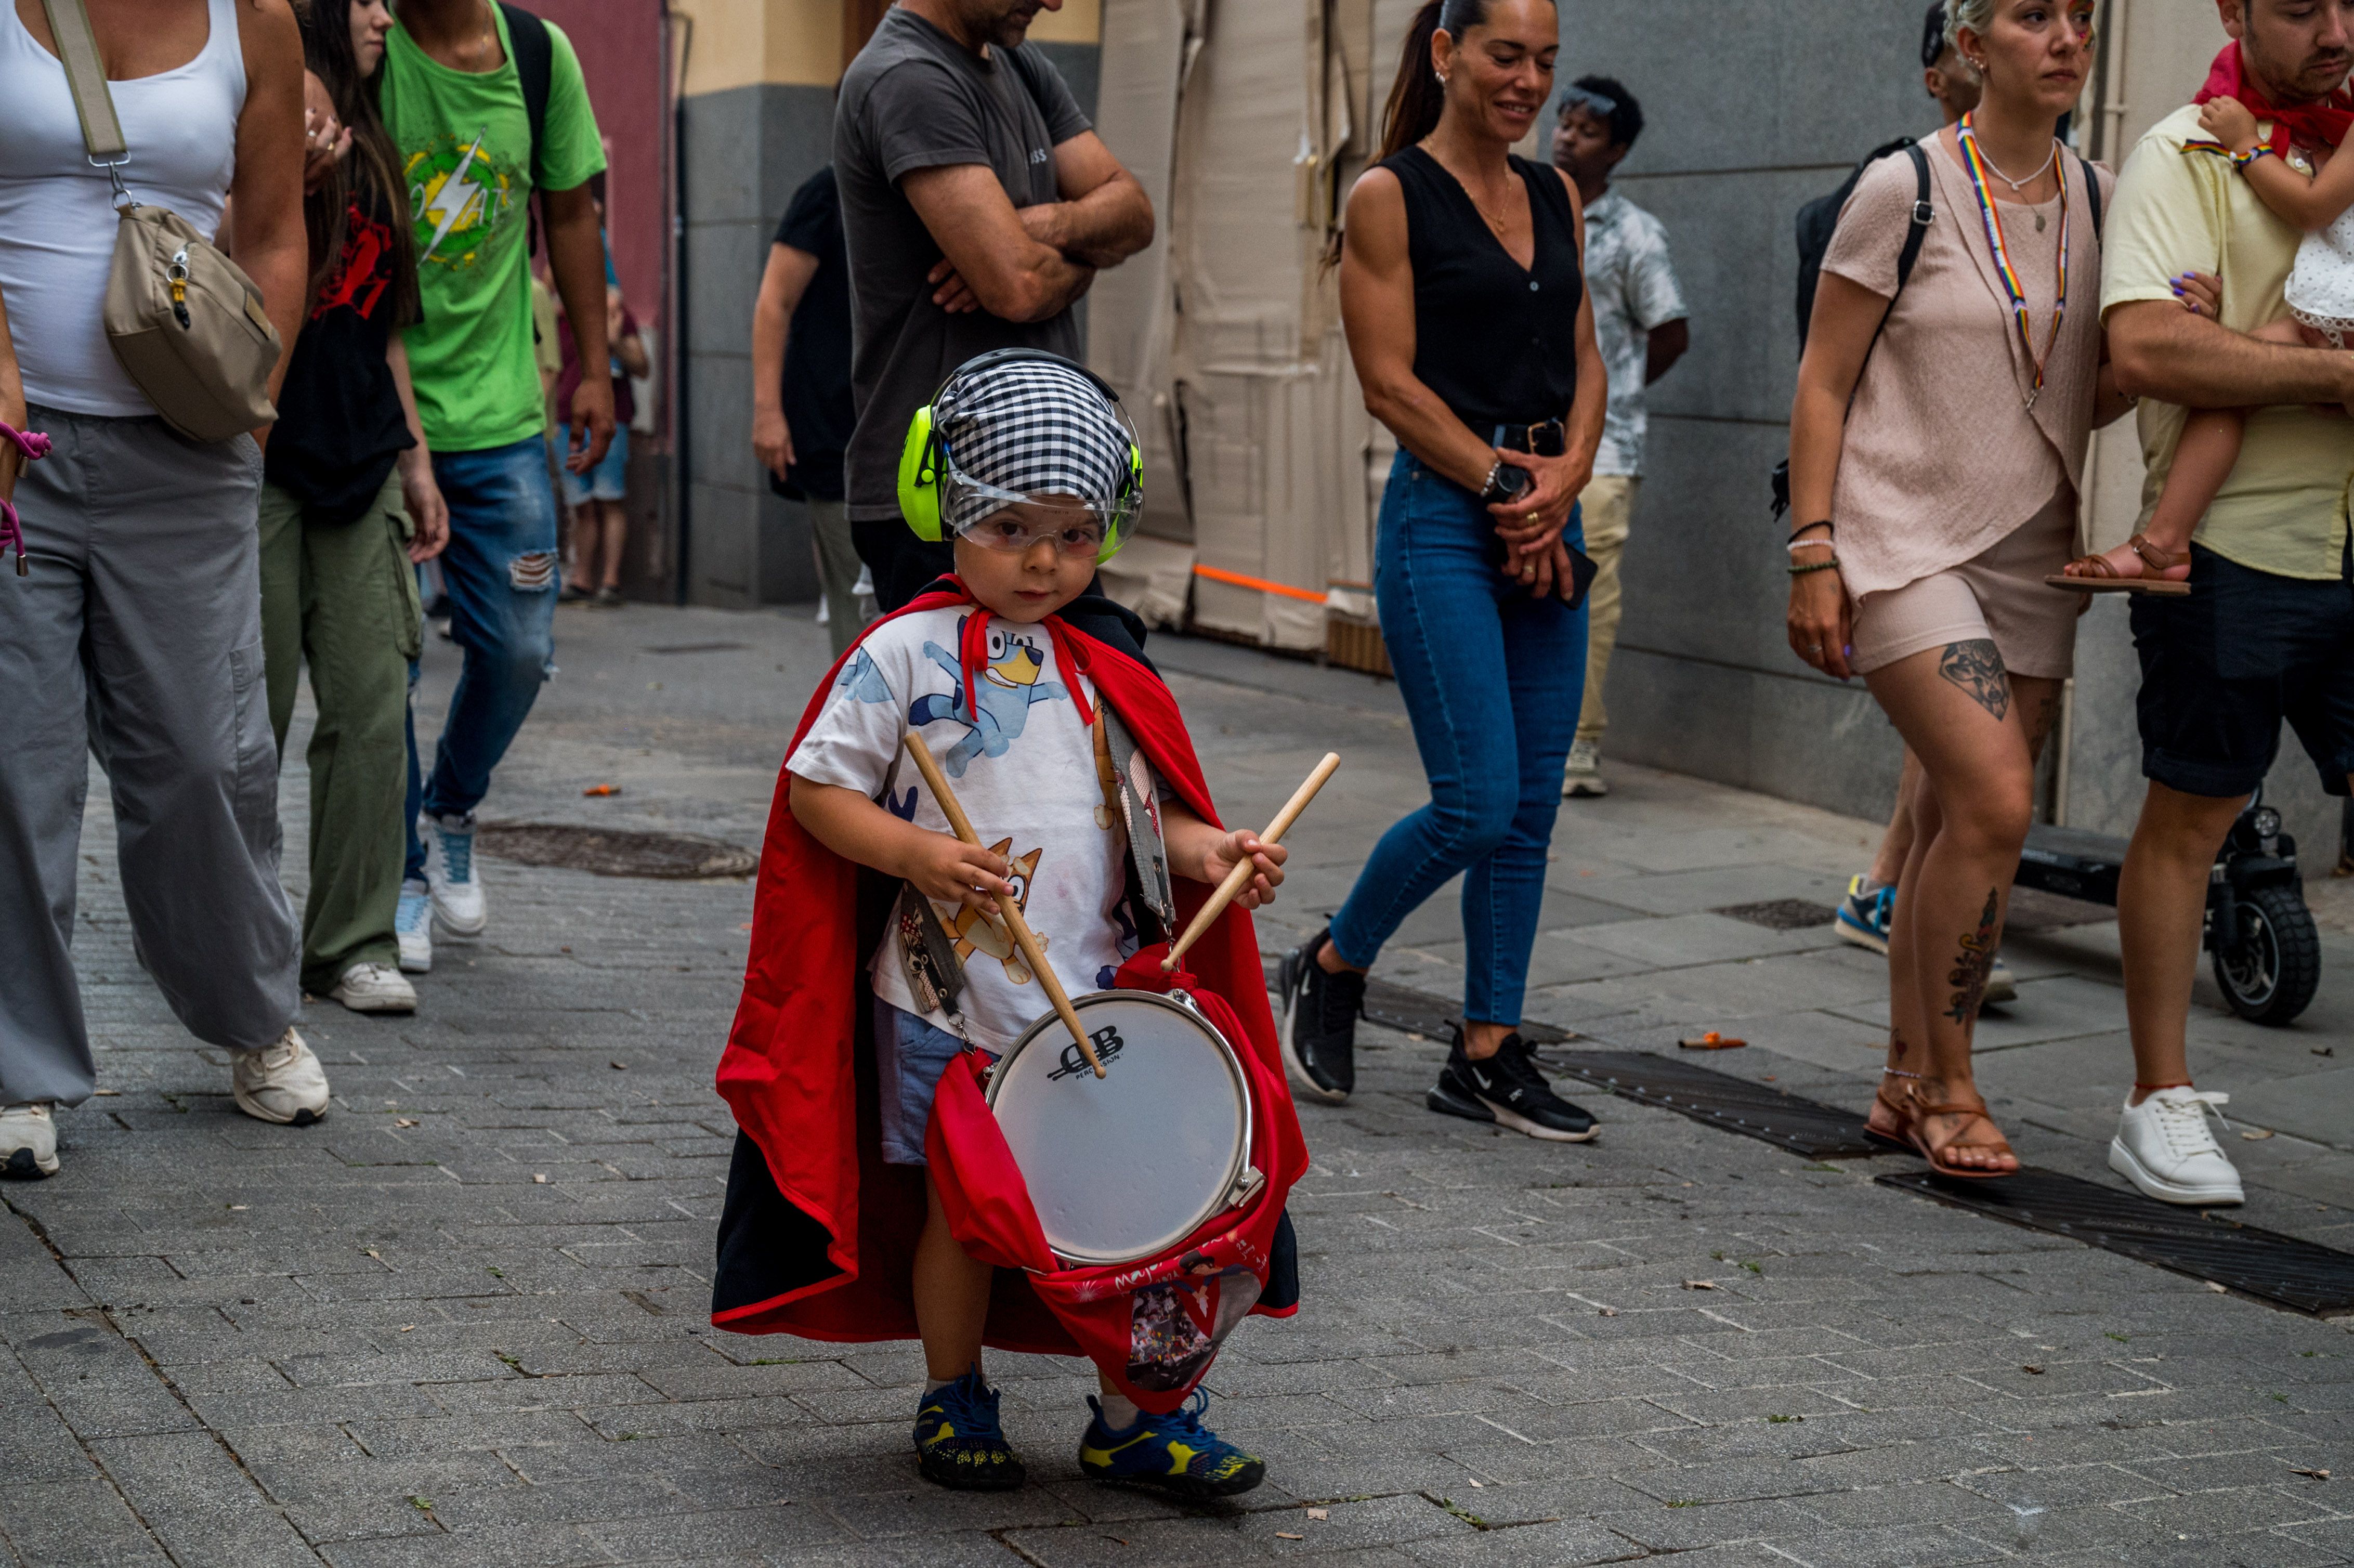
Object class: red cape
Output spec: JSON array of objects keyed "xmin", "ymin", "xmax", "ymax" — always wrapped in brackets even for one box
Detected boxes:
[{"xmin": 710, "ymin": 582, "xmax": 1303, "ymax": 1351}]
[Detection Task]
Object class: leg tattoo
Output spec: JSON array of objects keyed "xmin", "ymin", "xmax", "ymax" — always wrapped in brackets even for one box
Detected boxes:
[
  {"xmin": 1938, "ymin": 639, "xmax": 2010, "ymax": 722},
  {"xmin": 1889, "ymin": 1025, "xmax": 1910, "ymax": 1061},
  {"xmin": 1944, "ymin": 891, "xmax": 2000, "ymax": 1025}
]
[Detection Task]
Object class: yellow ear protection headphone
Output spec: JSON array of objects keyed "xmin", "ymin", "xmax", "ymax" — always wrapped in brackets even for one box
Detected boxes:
[{"xmin": 897, "ymin": 348, "xmax": 1145, "ymax": 561}]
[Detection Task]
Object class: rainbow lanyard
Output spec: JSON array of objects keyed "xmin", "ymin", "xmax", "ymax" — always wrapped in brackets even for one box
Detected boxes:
[{"xmin": 1956, "ymin": 113, "xmax": 2070, "ymax": 409}]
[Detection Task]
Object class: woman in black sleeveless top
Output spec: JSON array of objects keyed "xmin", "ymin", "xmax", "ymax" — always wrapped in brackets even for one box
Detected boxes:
[{"xmin": 1275, "ymin": 0, "xmax": 1606, "ymax": 1138}]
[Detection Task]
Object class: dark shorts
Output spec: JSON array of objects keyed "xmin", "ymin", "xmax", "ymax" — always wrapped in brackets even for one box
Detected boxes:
[{"xmin": 2130, "ymin": 541, "xmax": 2354, "ymax": 800}]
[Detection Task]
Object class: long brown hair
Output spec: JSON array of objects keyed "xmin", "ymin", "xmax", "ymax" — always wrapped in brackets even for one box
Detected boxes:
[
  {"xmin": 1376, "ymin": 0, "xmax": 1501, "ymax": 164},
  {"xmin": 296, "ymin": 0, "xmax": 421, "ymax": 325}
]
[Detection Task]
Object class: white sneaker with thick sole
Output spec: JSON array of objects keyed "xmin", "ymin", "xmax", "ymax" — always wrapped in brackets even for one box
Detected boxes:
[
  {"xmin": 396, "ymin": 880, "xmax": 434, "ymax": 974},
  {"xmin": 1, "ymin": 1103, "xmax": 60, "ymax": 1178},
  {"xmin": 1983, "ymin": 956, "xmax": 2018, "ymax": 1006},
  {"xmin": 421, "ymin": 812, "xmax": 488, "ymax": 936},
  {"xmin": 1562, "ymin": 738, "xmax": 1607, "ymax": 799},
  {"xmin": 2109, "ymin": 1087, "xmax": 2244, "ymax": 1206},
  {"xmin": 233, "ymin": 1029, "xmax": 331, "ymax": 1126},
  {"xmin": 330, "ymin": 962, "xmax": 417, "ymax": 1014}
]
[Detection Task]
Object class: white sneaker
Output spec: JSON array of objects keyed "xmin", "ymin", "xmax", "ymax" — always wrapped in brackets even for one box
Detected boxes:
[
  {"xmin": 1984, "ymin": 956, "xmax": 2018, "ymax": 1006},
  {"xmin": 2110, "ymin": 1087, "xmax": 2244, "ymax": 1206},
  {"xmin": 1, "ymin": 1103, "xmax": 59, "ymax": 1178},
  {"xmin": 330, "ymin": 962, "xmax": 417, "ymax": 1015},
  {"xmin": 396, "ymin": 880, "xmax": 434, "ymax": 974},
  {"xmin": 1563, "ymin": 738, "xmax": 1608, "ymax": 799},
  {"xmin": 232, "ymin": 1028, "xmax": 331, "ymax": 1126},
  {"xmin": 421, "ymin": 811, "xmax": 488, "ymax": 936}
]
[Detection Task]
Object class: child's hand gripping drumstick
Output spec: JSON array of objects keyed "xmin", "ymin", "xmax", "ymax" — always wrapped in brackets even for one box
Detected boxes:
[
  {"xmin": 902, "ymin": 731, "xmax": 1104, "ymax": 1079},
  {"xmin": 1163, "ymin": 752, "xmax": 1341, "ymax": 972}
]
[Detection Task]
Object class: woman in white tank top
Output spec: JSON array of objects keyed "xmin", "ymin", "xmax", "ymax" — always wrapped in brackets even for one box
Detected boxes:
[{"xmin": 0, "ymin": 0, "xmax": 326, "ymax": 1180}]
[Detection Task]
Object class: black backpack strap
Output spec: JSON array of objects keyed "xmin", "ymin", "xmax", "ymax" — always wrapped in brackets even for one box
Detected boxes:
[
  {"xmin": 2078, "ymin": 153, "xmax": 2103, "ymax": 238},
  {"xmin": 1894, "ymin": 143, "xmax": 1933, "ymax": 293},
  {"xmin": 499, "ymin": 2, "xmax": 554, "ymax": 181}
]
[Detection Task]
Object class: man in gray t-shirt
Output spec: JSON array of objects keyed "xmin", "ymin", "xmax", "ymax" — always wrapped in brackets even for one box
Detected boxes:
[{"xmin": 835, "ymin": 0, "xmax": 1154, "ymax": 609}]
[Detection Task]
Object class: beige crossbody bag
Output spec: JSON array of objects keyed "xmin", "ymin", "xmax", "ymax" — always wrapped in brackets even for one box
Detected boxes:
[{"xmin": 43, "ymin": 0, "xmax": 281, "ymax": 442}]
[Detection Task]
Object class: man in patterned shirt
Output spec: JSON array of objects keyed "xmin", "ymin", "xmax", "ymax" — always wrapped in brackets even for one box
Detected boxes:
[{"xmin": 1551, "ymin": 75, "xmax": 1688, "ymax": 800}]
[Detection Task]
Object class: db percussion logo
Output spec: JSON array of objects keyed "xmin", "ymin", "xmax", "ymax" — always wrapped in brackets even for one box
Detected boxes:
[{"xmin": 1048, "ymin": 1025, "xmax": 1125, "ymax": 1080}]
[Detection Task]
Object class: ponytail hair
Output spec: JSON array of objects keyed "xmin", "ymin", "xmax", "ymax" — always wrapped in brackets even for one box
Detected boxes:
[{"xmin": 1376, "ymin": 0, "xmax": 1495, "ymax": 163}]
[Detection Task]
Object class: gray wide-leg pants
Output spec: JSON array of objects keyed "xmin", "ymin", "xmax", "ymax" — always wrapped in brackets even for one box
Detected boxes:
[{"xmin": 0, "ymin": 406, "xmax": 299, "ymax": 1107}]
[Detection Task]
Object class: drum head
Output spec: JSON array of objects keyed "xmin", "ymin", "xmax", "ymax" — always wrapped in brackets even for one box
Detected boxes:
[{"xmin": 985, "ymin": 991, "xmax": 1251, "ymax": 1266}]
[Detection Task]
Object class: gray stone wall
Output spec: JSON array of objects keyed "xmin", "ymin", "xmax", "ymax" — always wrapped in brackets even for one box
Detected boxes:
[{"xmin": 675, "ymin": 44, "xmax": 1101, "ymax": 611}]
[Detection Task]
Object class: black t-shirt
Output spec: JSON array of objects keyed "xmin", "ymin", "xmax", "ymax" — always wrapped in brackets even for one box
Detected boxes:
[
  {"xmin": 771, "ymin": 166, "xmax": 855, "ymax": 503},
  {"xmin": 264, "ymin": 193, "xmax": 416, "ymax": 525},
  {"xmin": 833, "ymin": 8, "xmax": 1091, "ymax": 521}
]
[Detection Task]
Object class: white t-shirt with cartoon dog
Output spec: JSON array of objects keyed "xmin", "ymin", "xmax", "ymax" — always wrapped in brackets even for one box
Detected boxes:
[{"xmin": 788, "ymin": 607, "xmax": 1139, "ymax": 1048}]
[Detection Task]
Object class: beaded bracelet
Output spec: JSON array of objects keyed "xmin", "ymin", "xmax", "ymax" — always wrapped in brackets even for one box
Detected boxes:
[
  {"xmin": 1788, "ymin": 558, "xmax": 1840, "ymax": 577},
  {"xmin": 1786, "ymin": 537, "xmax": 1836, "ymax": 555}
]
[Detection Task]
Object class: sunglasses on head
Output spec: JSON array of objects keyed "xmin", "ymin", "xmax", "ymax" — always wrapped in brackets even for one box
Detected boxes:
[{"xmin": 1559, "ymin": 85, "xmax": 1617, "ymax": 123}]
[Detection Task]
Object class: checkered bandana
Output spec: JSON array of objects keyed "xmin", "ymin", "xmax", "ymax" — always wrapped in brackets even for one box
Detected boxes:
[{"xmin": 935, "ymin": 358, "xmax": 1134, "ymax": 535}]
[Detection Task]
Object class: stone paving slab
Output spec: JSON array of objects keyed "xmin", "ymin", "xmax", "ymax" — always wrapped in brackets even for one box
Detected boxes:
[{"xmin": 5, "ymin": 603, "xmax": 2354, "ymax": 1567}]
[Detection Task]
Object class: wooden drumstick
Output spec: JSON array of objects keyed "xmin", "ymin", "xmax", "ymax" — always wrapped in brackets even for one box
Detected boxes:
[
  {"xmin": 1163, "ymin": 751, "xmax": 1341, "ymax": 972},
  {"xmin": 902, "ymin": 732, "xmax": 1104, "ymax": 1079}
]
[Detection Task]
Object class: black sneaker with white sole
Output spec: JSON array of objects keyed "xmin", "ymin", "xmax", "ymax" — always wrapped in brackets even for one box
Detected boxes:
[
  {"xmin": 1277, "ymin": 929, "xmax": 1363, "ymax": 1104},
  {"xmin": 1428, "ymin": 1029, "xmax": 1598, "ymax": 1141}
]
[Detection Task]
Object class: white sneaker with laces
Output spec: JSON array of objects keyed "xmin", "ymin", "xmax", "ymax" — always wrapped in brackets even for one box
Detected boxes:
[
  {"xmin": 1983, "ymin": 956, "xmax": 2018, "ymax": 1006},
  {"xmin": 422, "ymin": 812, "xmax": 488, "ymax": 936},
  {"xmin": 330, "ymin": 962, "xmax": 417, "ymax": 1014},
  {"xmin": 1, "ymin": 1103, "xmax": 60, "ymax": 1178},
  {"xmin": 396, "ymin": 880, "xmax": 433, "ymax": 974},
  {"xmin": 1563, "ymin": 738, "xmax": 1607, "ymax": 799},
  {"xmin": 2110, "ymin": 1087, "xmax": 2244, "ymax": 1205},
  {"xmin": 233, "ymin": 1028, "xmax": 331, "ymax": 1126}
]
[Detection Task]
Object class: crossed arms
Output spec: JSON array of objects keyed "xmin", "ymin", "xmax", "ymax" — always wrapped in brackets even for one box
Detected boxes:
[{"xmin": 901, "ymin": 132, "xmax": 1154, "ymax": 324}]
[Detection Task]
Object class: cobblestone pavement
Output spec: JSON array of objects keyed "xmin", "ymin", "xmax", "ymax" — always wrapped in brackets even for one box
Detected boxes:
[{"xmin": 4, "ymin": 603, "xmax": 2352, "ymax": 1568}]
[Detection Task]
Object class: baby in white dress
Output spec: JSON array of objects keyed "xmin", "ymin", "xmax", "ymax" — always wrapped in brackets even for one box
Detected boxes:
[{"xmin": 2061, "ymin": 95, "xmax": 2350, "ymax": 588}]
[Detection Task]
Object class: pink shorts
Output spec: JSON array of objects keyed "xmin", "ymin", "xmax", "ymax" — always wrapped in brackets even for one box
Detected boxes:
[{"xmin": 1849, "ymin": 493, "xmax": 2079, "ymax": 681}]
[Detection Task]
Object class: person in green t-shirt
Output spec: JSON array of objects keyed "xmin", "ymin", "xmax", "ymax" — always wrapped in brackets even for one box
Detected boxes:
[{"xmin": 377, "ymin": 0, "xmax": 611, "ymax": 948}]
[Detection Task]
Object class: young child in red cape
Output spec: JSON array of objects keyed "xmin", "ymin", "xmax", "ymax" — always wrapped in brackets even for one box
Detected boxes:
[{"xmin": 711, "ymin": 351, "xmax": 1307, "ymax": 1498}]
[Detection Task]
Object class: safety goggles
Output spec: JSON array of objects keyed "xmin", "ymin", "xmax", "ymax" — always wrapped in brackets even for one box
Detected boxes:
[{"xmin": 942, "ymin": 462, "xmax": 1134, "ymax": 556}]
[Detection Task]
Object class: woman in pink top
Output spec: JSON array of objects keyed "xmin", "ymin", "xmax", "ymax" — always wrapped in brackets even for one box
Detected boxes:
[{"xmin": 1785, "ymin": 0, "xmax": 2136, "ymax": 1178}]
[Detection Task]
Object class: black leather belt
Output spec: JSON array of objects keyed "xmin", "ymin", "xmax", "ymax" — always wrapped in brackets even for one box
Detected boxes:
[{"xmin": 1489, "ymin": 419, "xmax": 1566, "ymax": 456}]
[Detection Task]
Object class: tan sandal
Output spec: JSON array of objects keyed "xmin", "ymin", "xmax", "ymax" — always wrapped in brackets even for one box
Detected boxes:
[
  {"xmin": 1863, "ymin": 1067, "xmax": 1917, "ymax": 1152},
  {"xmin": 2048, "ymin": 534, "xmax": 2192, "ymax": 597},
  {"xmin": 1899, "ymin": 1085, "xmax": 2020, "ymax": 1179}
]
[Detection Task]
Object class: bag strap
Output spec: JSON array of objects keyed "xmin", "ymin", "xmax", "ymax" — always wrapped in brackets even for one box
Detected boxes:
[
  {"xmin": 41, "ymin": 0, "xmax": 128, "ymax": 165},
  {"xmin": 2078, "ymin": 153, "xmax": 2104, "ymax": 238},
  {"xmin": 499, "ymin": 2, "xmax": 553, "ymax": 182},
  {"xmin": 1861, "ymin": 144, "xmax": 1936, "ymax": 377}
]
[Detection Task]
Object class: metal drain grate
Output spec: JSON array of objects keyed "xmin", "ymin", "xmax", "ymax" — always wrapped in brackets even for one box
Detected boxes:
[
  {"xmin": 1544, "ymin": 1050, "xmax": 1881, "ymax": 1158},
  {"xmin": 476, "ymin": 823, "xmax": 758, "ymax": 880},
  {"xmin": 1714, "ymin": 899, "xmax": 1837, "ymax": 932},
  {"xmin": 1878, "ymin": 1169, "xmax": 2354, "ymax": 1317}
]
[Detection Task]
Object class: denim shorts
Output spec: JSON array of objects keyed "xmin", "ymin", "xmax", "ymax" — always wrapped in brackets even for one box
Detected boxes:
[
  {"xmin": 2130, "ymin": 541, "xmax": 2354, "ymax": 799},
  {"xmin": 559, "ymin": 424, "xmax": 629, "ymax": 506},
  {"xmin": 872, "ymin": 997, "xmax": 988, "ymax": 1167}
]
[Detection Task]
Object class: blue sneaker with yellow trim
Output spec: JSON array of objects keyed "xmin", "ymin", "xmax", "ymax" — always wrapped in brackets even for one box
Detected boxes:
[
  {"xmin": 1078, "ymin": 1390, "xmax": 1264, "ymax": 1498},
  {"xmin": 913, "ymin": 1369, "xmax": 1026, "ymax": 1492},
  {"xmin": 1835, "ymin": 874, "xmax": 1895, "ymax": 955}
]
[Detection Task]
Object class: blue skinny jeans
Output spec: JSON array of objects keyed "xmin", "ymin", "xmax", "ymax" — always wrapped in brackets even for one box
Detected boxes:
[
  {"xmin": 404, "ymin": 436, "xmax": 560, "ymax": 878},
  {"xmin": 1327, "ymin": 451, "xmax": 1588, "ymax": 1026}
]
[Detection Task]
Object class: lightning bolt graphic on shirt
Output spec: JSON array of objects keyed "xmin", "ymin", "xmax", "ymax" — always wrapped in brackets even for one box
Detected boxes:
[{"xmin": 420, "ymin": 129, "xmax": 494, "ymax": 263}]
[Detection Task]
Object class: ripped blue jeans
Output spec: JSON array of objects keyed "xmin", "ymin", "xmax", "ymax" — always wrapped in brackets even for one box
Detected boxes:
[{"xmin": 404, "ymin": 435, "xmax": 559, "ymax": 878}]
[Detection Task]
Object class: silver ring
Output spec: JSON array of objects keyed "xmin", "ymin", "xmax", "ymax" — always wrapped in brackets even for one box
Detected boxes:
[{"xmin": 1809, "ymin": 643, "xmax": 1823, "ymax": 653}]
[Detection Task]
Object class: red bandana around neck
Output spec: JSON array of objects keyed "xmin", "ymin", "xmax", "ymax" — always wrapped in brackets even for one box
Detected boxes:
[{"xmin": 2194, "ymin": 42, "xmax": 2354, "ymax": 155}]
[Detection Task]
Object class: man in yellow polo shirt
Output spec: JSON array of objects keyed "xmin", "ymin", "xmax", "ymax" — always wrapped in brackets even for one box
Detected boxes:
[{"xmin": 2101, "ymin": 0, "xmax": 2354, "ymax": 1209}]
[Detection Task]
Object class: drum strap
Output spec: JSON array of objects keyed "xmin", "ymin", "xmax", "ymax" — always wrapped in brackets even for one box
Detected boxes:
[
  {"xmin": 1098, "ymin": 705, "xmax": 1176, "ymax": 946},
  {"xmin": 891, "ymin": 882, "xmax": 972, "ymax": 1038}
]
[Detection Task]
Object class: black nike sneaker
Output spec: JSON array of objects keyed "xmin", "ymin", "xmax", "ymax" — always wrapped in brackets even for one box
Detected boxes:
[
  {"xmin": 1428, "ymin": 1029, "xmax": 1598, "ymax": 1141},
  {"xmin": 1277, "ymin": 929, "xmax": 1364, "ymax": 1104}
]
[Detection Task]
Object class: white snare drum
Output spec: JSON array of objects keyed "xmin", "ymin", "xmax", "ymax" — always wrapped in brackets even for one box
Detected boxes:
[{"xmin": 985, "ymin": 990, "xmax": 1261, "ymax": 1266}]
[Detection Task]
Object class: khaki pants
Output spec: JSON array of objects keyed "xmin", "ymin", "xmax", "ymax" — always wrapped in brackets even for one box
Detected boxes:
[
  {"xmin": 1574, "ymin": 474, "xmax": 1639, "ymax": 746},
  {"xmin": 808, "ymin": 497, "xmax": 870, "ymax": 661},
  {"xmin": 259, "ymin": 473, "xmax": 422, "ymax": 993}
]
